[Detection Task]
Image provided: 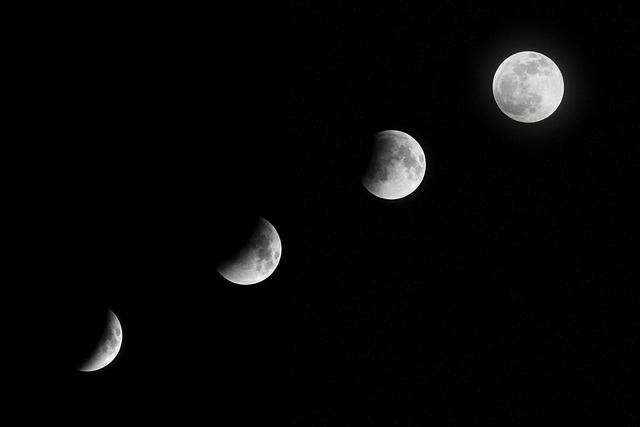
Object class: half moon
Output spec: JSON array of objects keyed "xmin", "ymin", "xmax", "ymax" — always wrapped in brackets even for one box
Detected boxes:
[
  {"xmin": 78, "ymin": 309, "xmax": 123, "ymax": 372},
  {"xmin": 217, "ymin": 217, "xmax": 282, "ymax": 285}
]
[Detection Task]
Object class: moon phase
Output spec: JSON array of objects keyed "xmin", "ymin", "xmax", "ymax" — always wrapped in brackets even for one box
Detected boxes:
[
  {"xmin": 362, "ymin": 130, "xmax": 427, "ymax": 200},
  {"xmin": 78, "ymin": 309, "xmax": 123, "ymax": 372},
  {"xmin": 492, "ymin": 51, "xmax": 564, "ymax": 123},
  {"xmin": 217, "ymin": 217, "xmax": 282, "ymax": 285}
]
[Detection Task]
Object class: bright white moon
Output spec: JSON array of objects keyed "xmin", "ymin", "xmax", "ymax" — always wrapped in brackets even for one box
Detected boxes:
[
  {"xmin": 78, "ymin": 309, "xmax": 123, "ymax": 372},
  {"xmin": 362, "ymin": 130, "xmax": 426, "ymax": 200},
  {"xmin": 492, "ymin": 51, "xmax": 564, "ymax": 123},
  {"xmin": 217, "ymin": 217, "xmax": 282, "ymax": 285}
]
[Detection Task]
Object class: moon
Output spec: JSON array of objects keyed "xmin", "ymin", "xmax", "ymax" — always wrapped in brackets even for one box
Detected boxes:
[
  {"xmin": 361, "ymin": 130, "xmax": 426, "ymax": 200},
  {"xmin": 78, "ymin": 309, "xmax": 123, "ymax": 372},
  {"xmin": 217, "ymin": 217, "xmax": 282, "ymax": 285},
  {"xmin": 492, "ymin": 51, "xmax": 564, "ymax": 123}
]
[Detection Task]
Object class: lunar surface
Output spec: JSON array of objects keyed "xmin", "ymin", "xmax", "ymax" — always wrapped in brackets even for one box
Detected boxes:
[
  {"xmin": 78, "ymin": 309, "xmax": 123, "ymax": 372},
  {"xmin": 492, "ymin": 51, "xmax": 564, "ymax": 123},
  {"xmin": 217, "ymin": 217, "xmax": 282, "ymax": 285},
  {"xmin": 362, "ymin": 130, "xmax": 426, "ymax": 200}
]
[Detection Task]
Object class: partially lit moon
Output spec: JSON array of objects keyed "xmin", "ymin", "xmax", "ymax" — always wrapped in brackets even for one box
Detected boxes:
[
  {"xmin": 492, "ymin": 51, "xmax": 564, "ymax": 123},
  {"xmin": 362, "ymin": 130, "xmax": 426, "ymax": 200},
  {"xmin": 78, "ymin": 309, "xmax": 123, "ymax": 372},
  {"xmin": 217, "ymin": 217, "xmax": 282, "ymax": 285}
]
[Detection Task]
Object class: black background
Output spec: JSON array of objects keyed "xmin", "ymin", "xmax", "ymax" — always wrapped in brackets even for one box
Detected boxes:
[
  {"xmin": 285, "ymin": 3, "xmax": 639, "ymax": 424},
  {"xmin": 11, "ymin": 2, "xmax": 639, "ymax": 425}
]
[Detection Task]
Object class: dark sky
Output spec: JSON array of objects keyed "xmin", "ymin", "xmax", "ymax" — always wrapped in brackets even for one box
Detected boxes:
[
  {"xmin": 285, "ymin": 2, "xmax": 639, "ymax": 424},
  {"xmin": 13, "ymin": 2, "xmax": 638, "ymax": 425}
]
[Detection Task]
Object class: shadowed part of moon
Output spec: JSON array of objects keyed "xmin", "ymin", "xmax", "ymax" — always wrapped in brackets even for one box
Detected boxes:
[{"xmin": 364, "ymin": 135, "xmax": 396, "ymax": 182}]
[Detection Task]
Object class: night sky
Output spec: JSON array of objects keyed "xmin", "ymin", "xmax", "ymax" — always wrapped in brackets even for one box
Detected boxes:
[
  {"xmin": 285, "ymin": 3, "xmax": 639, "ymax": 424},
  {"xmin": 12, "ymin": 2, "xmax": 639, "ymax": 425}
]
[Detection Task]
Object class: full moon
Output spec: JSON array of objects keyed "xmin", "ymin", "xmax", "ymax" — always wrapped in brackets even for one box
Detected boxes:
[
  {"xmin": 362, "ymin": 130, "xmax": 426, "ymax": 200},
  {"xmin": 492, "ymin": 51, "xmax": 564, "ymax": 123},
  {"xmin": 217, "ymin": 217, "xmax": 282, "ymax": 285},
  {"xmin": 78, "ymin": 309, "xmax": 123, "ymax": 372}
]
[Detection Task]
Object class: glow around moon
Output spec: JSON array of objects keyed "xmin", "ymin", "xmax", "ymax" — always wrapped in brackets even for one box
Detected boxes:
[
  {"xmin": 78, "ymin": 309, "xmax": 123, "ymax": 372},
  {"xmin": 492, "ymin": 51, "xmax": 564, "ymax": 123},
  {"xmin": 217, "ymin": 217, "xmax": 282, "ymax": 285},
  {"xmin": 362, "ymin": 130, "xmax": 426, "ymax": 200}
]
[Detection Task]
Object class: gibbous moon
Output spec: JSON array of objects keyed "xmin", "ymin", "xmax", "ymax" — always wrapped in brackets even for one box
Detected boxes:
[
  {"xmin": 78, "ymin": 309, "xmax": 123, "ymax": 372},
  {"xmin": 492, "ymin": 51, "xmax": 564, "ymax": 123},
  {"xmin": 362, "ymin": 130, "xmax": 426, "ymax": 200},
  {"xmin": 217, "ymin": 217, "xmax": 282, "ymax": 285}
]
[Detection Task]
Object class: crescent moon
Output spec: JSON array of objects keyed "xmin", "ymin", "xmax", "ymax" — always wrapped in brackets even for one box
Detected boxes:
[{"xmin": 78, "ymin": 309, "xmax": 123, "ymax": 372}]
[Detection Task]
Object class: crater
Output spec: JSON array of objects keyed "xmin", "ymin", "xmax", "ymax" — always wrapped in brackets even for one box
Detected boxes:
[
  {"xmin": 499, "ymin": 74, "xmax": 519, "ymax": 97},
  {"xmin": 414, "ymin": 164, "xmax": 424, "ymax": 180},
  {"xmin": 398, "ymin": 144, "xmax": 418, "ymax": 170},
  {"xmin": 497, "ymin": 94, "xmax": 526, "ymax": 116},
  {"xmin": 513, "ymin": 61, "xmax": 539, "ymax": 76}
]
